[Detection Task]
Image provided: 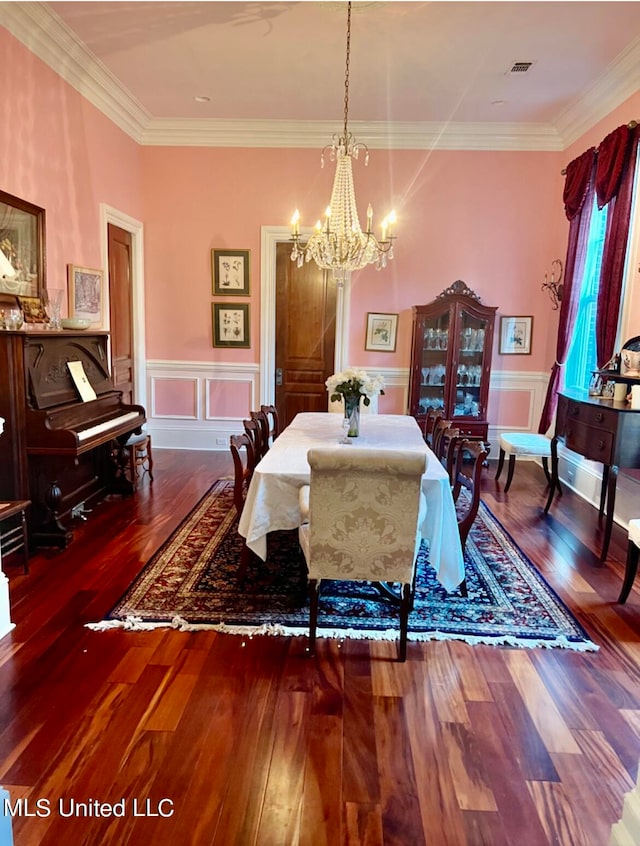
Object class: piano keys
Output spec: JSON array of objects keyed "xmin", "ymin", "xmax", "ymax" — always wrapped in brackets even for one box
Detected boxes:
[{"xmin": 0, "ymin": 329, "xmax": 146, "ymax": 548}]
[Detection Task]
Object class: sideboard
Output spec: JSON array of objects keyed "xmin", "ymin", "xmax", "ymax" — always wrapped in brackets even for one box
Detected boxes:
[{"xmin": 544, "ymin": 389, "xmax": 640, "ymax": 561}]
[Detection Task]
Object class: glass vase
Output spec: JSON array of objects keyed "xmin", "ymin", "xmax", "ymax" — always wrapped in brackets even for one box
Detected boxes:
[{"xmin": 344, "ymin": 394, "xmax": 361, "ymax": 437}]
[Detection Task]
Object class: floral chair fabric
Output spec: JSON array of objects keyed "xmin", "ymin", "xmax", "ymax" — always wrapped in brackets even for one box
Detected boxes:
[{"xmin": 298, "ymin": 447, "xmax": 427, "ymax": 660}]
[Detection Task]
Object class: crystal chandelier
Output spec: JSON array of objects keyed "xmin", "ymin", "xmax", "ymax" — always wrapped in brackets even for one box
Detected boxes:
[{"xmin": 290, "ymin": 1, "xmax": 396, "ymax": 287}]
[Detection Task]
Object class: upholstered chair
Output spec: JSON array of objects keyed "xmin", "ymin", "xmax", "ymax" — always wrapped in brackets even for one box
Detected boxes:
[
  {"xmin": 495, "ymin": 432, "xmax": 561, "ymax": 494},
  {"xmin": 298, "ymin": 447, "xmax": 427, "ymax": 662}
]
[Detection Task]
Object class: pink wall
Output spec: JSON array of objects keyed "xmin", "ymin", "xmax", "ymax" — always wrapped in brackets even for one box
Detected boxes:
[
  {"xmin": 3, "ymin": 23, "xmax": 638, "ymax": 428},
  {"xmin": 0, "ymin": 29, "xmax": 143, "ymax": 304},
  {"xmin": 142, "ymin": 145, "xmax": 566, "ymax": 374}
]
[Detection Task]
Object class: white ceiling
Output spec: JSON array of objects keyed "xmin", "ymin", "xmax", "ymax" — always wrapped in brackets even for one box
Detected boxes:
[{"xmin": 3, "ymin": 1, "xmax": 640, "ymax": 149}]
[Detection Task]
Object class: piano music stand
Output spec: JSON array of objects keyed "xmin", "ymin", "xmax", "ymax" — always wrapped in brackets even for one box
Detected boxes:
[{"xmin": 0, "ymin": 500, "xmax": 30, "ymax": 573}]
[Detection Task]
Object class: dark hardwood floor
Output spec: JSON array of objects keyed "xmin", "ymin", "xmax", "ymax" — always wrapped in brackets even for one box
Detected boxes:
[{"xmin": 1, "ymin": 449, "xmax": 639, "ymax": 845}]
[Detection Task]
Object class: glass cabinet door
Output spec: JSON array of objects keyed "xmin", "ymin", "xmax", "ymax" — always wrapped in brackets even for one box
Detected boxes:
[
  {"xmin": 452, "ymin": 310, "xmax": 489, "ymax": 421},
  {"xmin": 417, "ymin": 310, "xmax": 450, "ymax": 415}
]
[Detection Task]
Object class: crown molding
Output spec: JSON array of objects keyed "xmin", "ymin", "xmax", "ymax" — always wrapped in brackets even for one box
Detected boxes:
[
  {"xmin": 140, "ymin": 118, "xmax": 564, "ymax": 151},
  {"xmin": 554, "ymin": 36, "xmax": 640, "ymax": 147},
  {"xmin": 0, "ymin": 1, "xmax": 151, "ymax": 142},
  {"xmin": 2, "ymin": 1, "xmax": 637, "ymax": 152}
]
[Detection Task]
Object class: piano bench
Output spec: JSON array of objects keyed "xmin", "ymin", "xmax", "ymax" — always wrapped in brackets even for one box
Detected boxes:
[
  {"xmin": 0, "ymin": 500, "xmax": 30, "ymax": 573},
  {"xmin": 126, "ymin": 433, "xmax": 154, "ymax": 488}
]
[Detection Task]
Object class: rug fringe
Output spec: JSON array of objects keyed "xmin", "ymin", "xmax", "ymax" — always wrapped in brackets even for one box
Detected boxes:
[{"xmin": 85, "ymin": 616, "xmax": 599, "ymax": 652}]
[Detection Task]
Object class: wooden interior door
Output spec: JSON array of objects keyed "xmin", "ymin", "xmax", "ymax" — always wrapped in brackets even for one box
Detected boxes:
[
  {"xmin": 275, "ymin": 243, "xmax": 337, "ymax": 428},
  {"xmin": 107, "ymin": 224, "xmax": 134, "ymax": 404}
]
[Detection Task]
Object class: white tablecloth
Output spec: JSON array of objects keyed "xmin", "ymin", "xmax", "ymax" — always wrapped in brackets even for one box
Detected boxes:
[{"xmin": 237, "ymin": 412, "xmax": 465, "ymax": 592}]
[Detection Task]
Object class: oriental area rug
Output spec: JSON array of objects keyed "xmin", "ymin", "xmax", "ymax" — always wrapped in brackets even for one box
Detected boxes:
[{"xmin": 89, "ymin": 480, "xmax": 598, "ymax": 652}]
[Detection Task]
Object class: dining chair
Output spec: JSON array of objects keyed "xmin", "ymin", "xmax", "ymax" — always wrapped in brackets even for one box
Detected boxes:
[
  {"xmin": 260, "ymin": 404, "xmax": 281, "ymax": 446},
  {"xmin": 495, "ymin": 432, "xmax": 559, "ymax": 493},
  {"xmin": 298, "ymin": 447, "xmax": 427, "ymax": 662},
  {"xmin": 452, "ymin": 439, "xmax": 488, "ymax": 551},
  {"xmin": 436, "ymin": 425, "xmax": 461, "ymax": 483},
  {"xmin": 242, "ymin": 418, "xmax": 264, "ymax": 471},
  {"xmin": 229, "ymin": 432, "xmax": 256, "ymax": 583},
  {"xmin": 431, "ymin": 418, "xmax": 453, "ymax": 460},
  {"xmin": 250, "ymin": 410, "xmax": 270, "ymax": 460},
  {"xmin": 423, "ymin": 406, "xmax": 445, "ymax": 448}
]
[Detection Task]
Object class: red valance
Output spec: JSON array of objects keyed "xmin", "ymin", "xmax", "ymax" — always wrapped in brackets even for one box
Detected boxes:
[
  {"xmin": 563, "ymin": 148, "xmax": 595, "ymax": 220},
  {"xmin": 595, "ymin": 124, "xmax": 631, "ymax": 208}
]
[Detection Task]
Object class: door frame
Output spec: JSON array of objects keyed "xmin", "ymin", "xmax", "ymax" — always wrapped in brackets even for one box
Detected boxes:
[
  {"xmin": 100, "ymin": 204, "xmax": 146, "ymax": 409},
  {"xmin": 260, "ymin": 225, "xmax": 349, "ymax": 405}
]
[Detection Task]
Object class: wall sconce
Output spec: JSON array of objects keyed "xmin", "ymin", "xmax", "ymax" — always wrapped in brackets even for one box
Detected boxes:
[{"xmin": 541, "ymin": 259, "xmax": 563, "ymax": 310}]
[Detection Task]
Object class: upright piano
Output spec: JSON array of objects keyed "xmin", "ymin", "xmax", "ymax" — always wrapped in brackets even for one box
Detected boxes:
[{"xmin": 0, "ymin": 329, "xmax": 146, "ymax": 547}]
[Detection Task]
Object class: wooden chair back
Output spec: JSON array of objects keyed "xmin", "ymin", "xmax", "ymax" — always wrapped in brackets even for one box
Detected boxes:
[
  {"xmin": 431, "ymin": 418, "xmax": 452, "ymax": 458},
  {"xmin": 242, "ymin": 418, "xmax": 263, "ymax": 470},
  {"xmin": 260, "ymin": 404, "xmax": 281, "ymax": 444},
  {"xmin": 250, "ymin": 410, "xmax": 269, "ymax": 459},
  {"xmin": 437, "ymin": 426, "xmax": 461, "ymax": 483},
  {"xmin": 452, "ymin": 439, "xmax": 488, "ymax": 550},
  {"xmin": 229, "ymin": 433, "xmax": 255, "ymax": 519},
  {"xmin": 423, "ymin": 406, "xmax": 445, "ymax": 447}
]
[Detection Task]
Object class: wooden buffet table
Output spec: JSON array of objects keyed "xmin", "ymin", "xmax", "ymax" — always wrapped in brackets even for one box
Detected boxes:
[{"xmin": 544, "ymin": 389, "xmax": 640, "ymax": 561}]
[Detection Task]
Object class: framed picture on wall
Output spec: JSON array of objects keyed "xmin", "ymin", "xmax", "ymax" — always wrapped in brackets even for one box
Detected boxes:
[
  {"xmin": 67, "ymin": 265, "xmax": 105, "ymax": 328},
  {"xmin": 365, "ymin": 312, "xmax": 398, "ymax": 352},
  {"xmin": 212, "ymin": 303, "xmax": 251, "ymax": 348},
  {"xmin": 212, "ymin": 249, "xmax": 250, "ymax": 296},
  {"xmin": 499, "ymin": 315, "xmax": 533, "ymax": 354}
]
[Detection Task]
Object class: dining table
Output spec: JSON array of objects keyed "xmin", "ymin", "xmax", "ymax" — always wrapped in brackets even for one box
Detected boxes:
[{"xmin": 237, "ymin": 412, "xmax": 465, "ymax": 593}]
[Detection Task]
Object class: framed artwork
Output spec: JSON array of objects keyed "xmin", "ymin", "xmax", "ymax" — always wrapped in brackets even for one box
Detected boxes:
[
  {"xmin": 365, "ymin": 312, "xmax": 398, "ymax": 352},
  {"xmin": 212, "ymin": 249, "xmax": 250, "ymax": 296},
  {"xmin": 18, "ymin": 295, "xmax": 48, "ymax": 323},
  {"xmin": 212, "ymin": 303, "xmax": 251, "ymax": 348},
  {"xmin": 0, "ymin": 189, "xmax": 46, "ymax": 300},
  {"xmin": 499, "ymin": 315, "xmax": 533, "ymax": 355},
  {"xmin": 67, "ymin": 265, "xmax": 104, "ymax": 328}
]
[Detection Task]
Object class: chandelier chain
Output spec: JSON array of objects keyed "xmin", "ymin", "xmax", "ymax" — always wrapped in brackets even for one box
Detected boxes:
[
  {"xmin": 343, "ymin": 1, "xmax": 351, "ymax": 139},
  {"xmin": 288, "ymin": 0, "xmax": 396, "ymax": 286}
]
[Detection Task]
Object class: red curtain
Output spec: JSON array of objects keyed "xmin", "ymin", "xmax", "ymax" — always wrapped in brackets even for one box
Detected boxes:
[
  {"xmin": 595, "ymin": 124, "xmax": 640, "ymax": 366},
  {"xmin": 538, "ymin": 150, "xmax": 595, "ymax": 434}
]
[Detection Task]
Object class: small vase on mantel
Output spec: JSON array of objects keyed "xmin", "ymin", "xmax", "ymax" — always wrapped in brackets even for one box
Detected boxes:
[{"xmin": 343, "ymin": 394, "xmax": 361, "ymax": 437}]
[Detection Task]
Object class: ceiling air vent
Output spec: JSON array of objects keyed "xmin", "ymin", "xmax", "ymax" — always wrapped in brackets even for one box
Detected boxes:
[{"xmin": 507, "ymin": 60, "xmax": 535, "ymax": 74}]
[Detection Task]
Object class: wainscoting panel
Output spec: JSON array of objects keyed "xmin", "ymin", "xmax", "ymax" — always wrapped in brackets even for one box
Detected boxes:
[{"xmin": 147, "ymin": 361, "xmax": 260, "ymax": 450}]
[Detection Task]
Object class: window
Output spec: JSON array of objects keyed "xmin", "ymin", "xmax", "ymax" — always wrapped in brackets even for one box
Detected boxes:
[{"xmin": 563, "ymin": 198, "xmax": 608, "ymax": 392}]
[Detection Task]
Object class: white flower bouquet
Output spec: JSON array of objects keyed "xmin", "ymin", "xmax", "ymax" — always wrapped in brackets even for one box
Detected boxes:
[{"xmin": 325, "ymin": 368, "xmax": 385, "ymax": 406}]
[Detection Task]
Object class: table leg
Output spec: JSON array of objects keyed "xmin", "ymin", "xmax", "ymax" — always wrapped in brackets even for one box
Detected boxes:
[
  {"xmin": 599, "ymin": 464, "xmax": 609, "ymax": 517},
  {"xmin": 600, "ymin": 464, "xmax": 618, "ymax": 563},
  {"xmin": 543, "ymin": 436, "xmax": 559, "ymax": 514}
]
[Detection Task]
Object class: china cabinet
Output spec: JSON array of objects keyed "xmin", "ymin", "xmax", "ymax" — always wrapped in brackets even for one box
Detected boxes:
[{"xmin": 408, "ymin": 280, "xmax": 497, "ymax": 442}]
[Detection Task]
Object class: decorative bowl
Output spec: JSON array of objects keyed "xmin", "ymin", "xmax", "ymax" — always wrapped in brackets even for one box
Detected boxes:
[
  {"xmin": 61, "ymin": 317, "xmax": 91, "ymax": 330},
  {"xmin": 622, "ymin": 349, "xmax": 640, "ymax": 375}
]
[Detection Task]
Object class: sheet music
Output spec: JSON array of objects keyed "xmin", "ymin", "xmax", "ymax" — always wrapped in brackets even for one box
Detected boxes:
[{"xmin": 67, "ymin": 360, "xmax": 97, "ymax": 402}]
